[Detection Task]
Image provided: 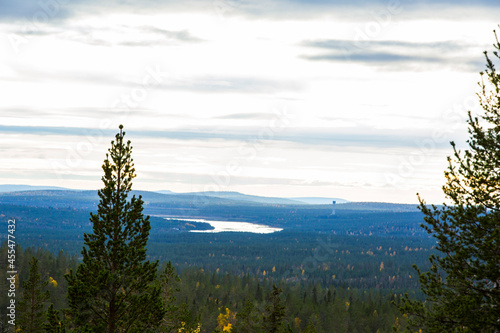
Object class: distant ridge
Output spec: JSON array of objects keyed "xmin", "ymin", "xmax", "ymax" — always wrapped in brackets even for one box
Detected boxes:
[
  {"xmin": 155, "ymin": 190, "xmax": 175, "ymax": 195},
  {"xmin": 290, "ymin": 197, "xmax": 349, "ymax": 205},
  {"xmin": 337, "ymin": 202, "xmax": 421, "ymax": 212},
  {"xmin": 0, "ymin": 184, "xmax": 73, "ymax": 192},
  {"xmin": 181, "ymin": 191, "xmax": 305, "ymax": 205},
  {"xmin": 1, "ymin": 186, "xmax": 419, "ymax": 210},
  {"xmin": 0, "ymin": 186, "xmax": 350, "ymax": 206},
  {"xmin": 0, "ymin": 187, "xmax": 424, "ymax": 212}
]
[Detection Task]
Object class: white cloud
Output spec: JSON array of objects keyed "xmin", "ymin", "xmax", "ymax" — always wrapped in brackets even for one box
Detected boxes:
[{"xmin": 0, "ymin": 1, "xmax": 499, "ymax": 203}]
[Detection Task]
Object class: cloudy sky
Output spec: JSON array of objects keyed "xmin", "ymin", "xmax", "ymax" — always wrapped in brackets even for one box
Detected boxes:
[{"xmin": 1, "ymin": 0, "xmax": 499, "ymax": 203}]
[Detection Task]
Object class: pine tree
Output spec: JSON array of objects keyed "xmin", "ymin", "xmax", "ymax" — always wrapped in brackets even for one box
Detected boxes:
[
  {"xmin": 44, "ymin": 304, "xmax": 65, "ymax": 333},
  {"xmin": 156, "ymin": 261, "xmax": 195, "ymax": 333},
  {"xmin": 232, "ymin": 300, "xmax": 263, "ymax": 333},
  {"xmin": 18, "ymin": 257, "xmax": 50, "ymax": 333},
  {"xmin": 262, "ymin": 285, "xmax": 290, "ymax": 333},
  {"xmin": 66, "ymin": 125, "xmax": 164, "ymax": 332},
  {"xmin": 303, "ymin": 321, "xmax": 318, "ymax": 333},
  {"xmin": 397, "ymin": 31, "xmax": 500, "ymax": 332}
]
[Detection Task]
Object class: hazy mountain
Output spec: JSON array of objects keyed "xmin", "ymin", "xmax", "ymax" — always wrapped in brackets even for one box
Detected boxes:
[
  {"xmin": 181, "ymin": 191, "xmax": 305, "ymax": 205},
  {"xmin": 0, "ymin": 184, "xmax": 71, "ymax": 192},
  {"xmin": 291, "ymin": 197, "xmax": 349, "ymax": 205},
  {"xmin": 0, "ymin": 185, "xmax": 349, "ymax": 206},
  {"xmin": 337, "ymin": 202, "xmax": 421, "ymax": 212},
  {"xmin": 0, "ymin": 186, "xmax": 420, "ymax": 212},
  {"xmin": 0, "ymin": 189, "xmax": 241, "ymax": 210},
  {"xmin": 155, "ymin": 190, "xmax": 174, "ymax": 195}
]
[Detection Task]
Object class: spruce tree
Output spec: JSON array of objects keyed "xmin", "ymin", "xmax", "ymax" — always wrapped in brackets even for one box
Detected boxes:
[
  {"xmin": 44, "ymin": 304, "xmax": 65, "ymax": 333},
  {"xmin": 66, "ymin": 125, "xmax": 164, "ymax": 332},
  {"xmin": 397, "ymin": 31, "xmax": 500, "ymax": 332},
  {"xmin": 18, "ymin": 257, "xmax": 50, "ymax": 333},
  {"xmin": 262, "ymin": 285, "xmax": 290, "ymax": 333},
  {"xmin": 232, "ymin": 300, "xmax": 263, "ymax": 333},
  {"xmin": 156, "ymin": 261, "xmax": 195, "ymax": 333}
]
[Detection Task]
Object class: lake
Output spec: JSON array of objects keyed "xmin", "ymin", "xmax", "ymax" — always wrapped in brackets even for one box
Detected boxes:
[{"xmin": 163, "ymin": 217, "xmax": 283, "ymax": 234}]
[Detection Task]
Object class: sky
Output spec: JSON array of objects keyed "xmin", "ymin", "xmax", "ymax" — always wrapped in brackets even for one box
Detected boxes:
[{"xmin": 0, "ymin": 0, "xmax": 499, "ymax": 204}]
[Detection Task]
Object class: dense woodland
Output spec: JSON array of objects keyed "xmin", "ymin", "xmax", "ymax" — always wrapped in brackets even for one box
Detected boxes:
[
  {"xmin": 0, "ymin": 242, "xmax": 417, "ymax": 332},
  {"xmin": 0, "ymin": 191, "xmax": 434, "ymax": 332}
]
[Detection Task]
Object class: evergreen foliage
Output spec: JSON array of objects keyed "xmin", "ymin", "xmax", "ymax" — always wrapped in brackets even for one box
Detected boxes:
[
  {"xmin": 2, "ymin": 243, "xmax": 408, "ymax": 332},
  {"xmin": 65, "ymin": 125, "xmax": 164, "ymax": 332},
  {"xmin": 44, "ymin": 304, "xmax": 65, "ymax": 333},
  {"xmin": 0, "ymin": 244, "xmax": 78, "ymax": 330},
  {"xmin": 398, "ymin": 30, "xmax": 500, "ymax": 332},
  {"xmin": 232, "ymin": 300, "xmax": 263, "ymax": 333},
  {"xmin": 156, "ymin": 261, "xmax": 197, "ymax": 333},
  {"xmin": 18, "ymin": 257, "xmax": 50, "ymax": 333},
  {"xmin": 262, "ymin": 285, "xmax": 291, "ymax": 333}
]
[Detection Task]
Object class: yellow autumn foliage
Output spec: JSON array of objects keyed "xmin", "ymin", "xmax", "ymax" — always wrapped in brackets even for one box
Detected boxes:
[
  {"xmin": 217, "ymin": 307, "xmax": 236, "ymax": 332},
  {"xmin": 177, "ymin": 322, "xmax": 201, "ymax": 333},
  {"xmin": 49, "ymin": 276, "xmax": 57, "ymax": 288}
]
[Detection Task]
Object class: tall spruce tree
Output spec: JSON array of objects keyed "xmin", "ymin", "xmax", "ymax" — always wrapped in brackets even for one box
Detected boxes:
[
  {"xmin": 18, "ymin": 257, "xmax": 50, "ymax": 333},
  {"xmin": 262, "ymin": 285, "xmax": 291, "ymax": 333},
  {"xmin": 397, "ymin": 31, "xmax": 500, "ymax": 332},
  {"xmin": 66, "ymin": 125, "xmax": 164, "ymax": 332},
  {"xmin": 44, "ymin": 304, "xmax": 65, "ymax": 333},
  {"xmin": 155, "ymin": 261, "xmax": 196, "ymax": 333},
  {"xmin": 232, "ymin": 300, "xmax": 263, "ymax": 333}
]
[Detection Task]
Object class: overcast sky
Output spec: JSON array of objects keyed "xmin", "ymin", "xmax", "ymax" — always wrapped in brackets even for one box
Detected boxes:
[{"xmin": 1, "ymin": 0, "xmax": 499, "ymax": 203}]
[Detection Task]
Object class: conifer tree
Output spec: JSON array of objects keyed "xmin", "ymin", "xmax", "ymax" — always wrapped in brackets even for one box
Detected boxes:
[
  {"xmin": 232, "ymin": 300, "xmax": 263, "ymax": 333},
  {"xmin": 66, "ymin": 125, "xmax": 164, "ymax": 332},
  {"xmin": 156, "ymin": 261, "xmax": 195, "ymax": 333},
  {"xmin": 18, "ymin": 257, "xmax": 50, "ymax": 333},
  {"xmin": 303, "ymin": 322, "xmax": 318, "ymax": 333},
  {"xmin": 262, "ymin": 285, "xmax": 291, "ymax": 333},
  {"xmin": 44, "ymin": 304, "xmax": 65, "ymax": 333},
  {"xmin": 397, "ymin": 31, "xmax": 500, "ymax": 332}
]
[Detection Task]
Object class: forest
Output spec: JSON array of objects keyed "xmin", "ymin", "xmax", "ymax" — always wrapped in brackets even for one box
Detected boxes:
[
  {"xmin": 0, "ymin": 182, "xmax": 437, "ymax": 332},
  {"xmin": 0, "ymin": 189, "xmax": 436, "ymax": 332},
  {"xmin": 0, "ymin": 242, "xmax": 419, "ymax": 332}
]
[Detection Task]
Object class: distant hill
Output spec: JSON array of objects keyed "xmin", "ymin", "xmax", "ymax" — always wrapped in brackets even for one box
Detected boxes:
[
  {"xmin": 290, "ymin": 197, "xmax": 349, "ymax": 205},
  {"xmin": 0, "ymin": 189, "xmax": 429, "ymax": 240},
  {"xmin": 0, "ymin": 184, "xmax": 72, "ymax": 192},
  {"xmin": 0, "ymin": 185, "xmax": 346, "ymax": 206},
  {"xmin": 0, "ymin": 186, "xmax": 421, "ymax": 213},
  {"xmin": 337, "ymin": 202, "xmax": 421, "ymax": 212},
  {"xmin": 155, "ymin": 190, "xmax": 174, "ymax": 195},
  {"xmin": 0, "ymin": 189, "xmax": 244, "ymax": 211},
  {"xmin": 184, "ymin": 191, "xmax": 305, "ymax": 205}
]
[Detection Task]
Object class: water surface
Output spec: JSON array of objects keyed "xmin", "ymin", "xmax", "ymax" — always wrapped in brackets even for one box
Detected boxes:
[{"xmin": 164, "ymin": 217, "xmax": 282, "ymax": 234}]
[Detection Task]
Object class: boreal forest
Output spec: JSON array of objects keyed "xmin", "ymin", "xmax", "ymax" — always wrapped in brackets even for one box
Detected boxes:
[{"xmin": 1, "ymin": 28, "xmax": 500, "ymax": 333}]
